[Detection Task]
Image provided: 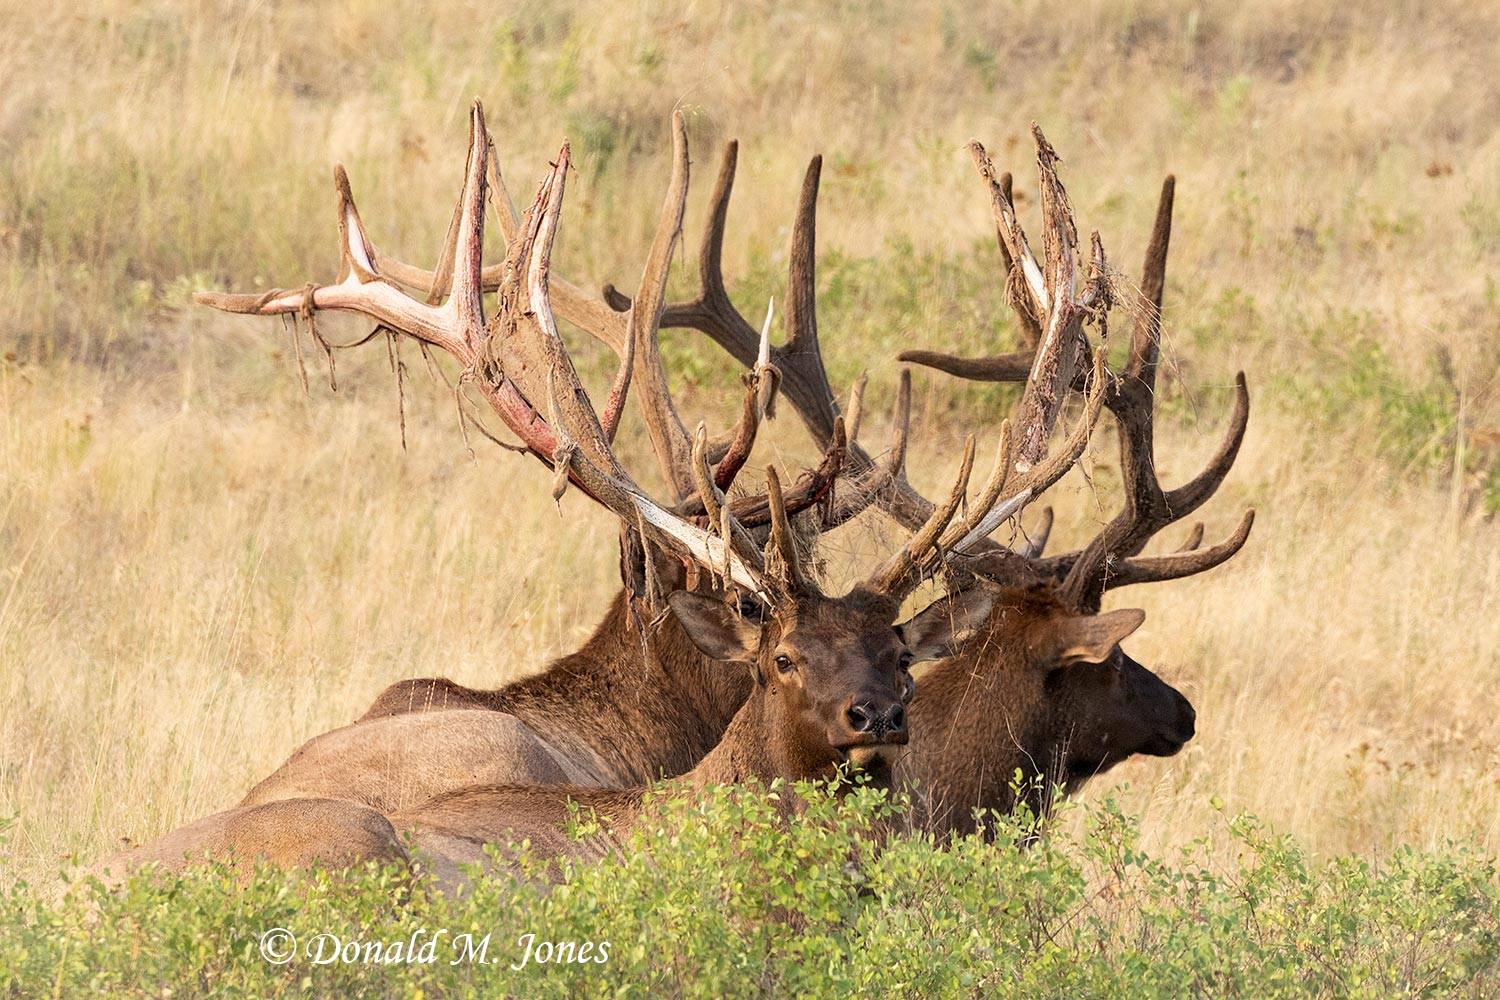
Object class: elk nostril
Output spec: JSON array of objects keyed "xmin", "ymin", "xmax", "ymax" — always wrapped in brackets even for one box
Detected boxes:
[
  {"xmin": 846, "ymin": 702, "xmax": 874, "ymax": 732},
  {"xmin": 887, "ymin": 704, "xmax": 906, "ymax": 734}
]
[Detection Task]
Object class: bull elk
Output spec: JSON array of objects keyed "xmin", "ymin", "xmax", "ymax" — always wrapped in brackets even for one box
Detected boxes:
[
  {"xmin": 618, "ymin": 125, "xmax": 1254, "ymax": 836},
  {"xmin": 102, "ymin": 103, "xmax": 1017, "ymax": 883},
  {"xmin": 219, "ymin": 110, "xmax": 907, "ymax": 816}
]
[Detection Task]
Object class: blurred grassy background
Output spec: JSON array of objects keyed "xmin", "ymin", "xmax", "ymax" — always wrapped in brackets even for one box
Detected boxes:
[{"xmin": 0, "ymin": 1, "xmax": 1496, "ymax": 883}]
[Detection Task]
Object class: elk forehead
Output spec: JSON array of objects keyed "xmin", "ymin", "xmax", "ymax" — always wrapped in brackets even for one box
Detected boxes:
[
  {"xmin": 769, "ymin": 588, "xmax": 905, "ymax": 656},
  {"xmin": 774, "ymin": 587, "xmax": 900, "ymax": 641}
]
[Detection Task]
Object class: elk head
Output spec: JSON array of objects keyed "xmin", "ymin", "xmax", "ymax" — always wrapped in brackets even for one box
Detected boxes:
[
  {"xmin": 1045, "ymin": 637, "xmax": 1197, "ymax": 786},
  {"xmin": 984, "ymin": 590, "xmax": 1195, "ymax": 778}
]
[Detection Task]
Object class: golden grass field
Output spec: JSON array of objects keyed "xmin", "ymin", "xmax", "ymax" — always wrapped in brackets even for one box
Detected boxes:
[{"xmin": 1, "ymin": 1, "xmax": 1496, "ymax": 886}]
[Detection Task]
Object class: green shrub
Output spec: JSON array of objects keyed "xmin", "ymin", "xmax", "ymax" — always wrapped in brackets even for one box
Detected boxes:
[{"xmin": 1, "ymin": 786, "xmax": 1494, "ymax": 998}]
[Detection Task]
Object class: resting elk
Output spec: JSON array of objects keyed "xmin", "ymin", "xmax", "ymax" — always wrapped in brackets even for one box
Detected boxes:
[
  {"xmin": 201, "ymin": 107, "xmax": 901, "ymax": 818},
  {"xmin": 617, "ymin": 124, "xmax": 1254, "ymax": 836},
  {"xmin": 98, "ymin": 105, "xmax": 1012, "ymax": 883}
]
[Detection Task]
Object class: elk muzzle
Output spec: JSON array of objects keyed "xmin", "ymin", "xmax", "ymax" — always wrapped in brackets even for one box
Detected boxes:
[
  {"xmin": 1150, "ymin": 689, "xmax": 1196, "ymax": 756},
  {"xmin": 838, "ymin": 695, "xmax": 909, "ymax": 748},
  {"xmin": 1131, "ymin": 657, "xmax": 1197, "ymax": 757}
]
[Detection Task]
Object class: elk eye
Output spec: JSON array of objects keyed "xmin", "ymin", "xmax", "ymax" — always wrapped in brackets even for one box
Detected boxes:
[
  {"xmin": 898, "ymin": 650, "xmax": 915, "ymax": 671},
  {"xmin": 774, "ymin": 654, "xmax": 795, "ymax": 674}
]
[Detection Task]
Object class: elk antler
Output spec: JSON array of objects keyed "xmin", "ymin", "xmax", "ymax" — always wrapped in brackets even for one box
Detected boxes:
[
  {"xmin": 195, "ymin": 102, "xmax": 779, "ymax": 603},
  {"xmin": 900, "ymin": 147, "xmax": 1254, "ymax": 611},
  {"xmin": 613, "ymin": 139, "xmax": 1105, "ymax": 583},
  {"xmin": 366, "ymin": 116, "xmax": 840, "ymax": 533}
]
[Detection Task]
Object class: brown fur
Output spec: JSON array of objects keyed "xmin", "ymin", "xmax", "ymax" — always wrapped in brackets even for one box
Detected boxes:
[
  {"xmin": 239, "ymin": 590, "xmax": 753, "ymax": 812},
  {"xmin": 377, "ymin": 586, "xmax": 926, "ymax": 891},
  {"xmin": 899, "ymin": 586, "xmax": 1195, "ymax": 838},
  {"xmin": 100, "ymin": 584, "xmax": 966, "ymax": 889},
  {"xmin": 89, "ymin": 798, "xmax": 408, "ymax": 887}
]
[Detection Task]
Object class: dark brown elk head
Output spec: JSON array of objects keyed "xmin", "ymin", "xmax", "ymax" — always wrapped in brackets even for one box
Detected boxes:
[
  {"xmin": 913, "ymin": 588, "xmax": 1195, "ymax": 827},
  {"xmin": 601, "ymin": 124, "xmax": 1252, "ymax": 821},
  {"xmin": 193, "ymin": 102, "xmax": 1002, "ymax": 790}
]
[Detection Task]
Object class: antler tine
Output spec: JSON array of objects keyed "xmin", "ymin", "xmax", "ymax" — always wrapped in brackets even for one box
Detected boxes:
[
  {"xmin": 628, "ymin": 111, "xmax": 698, "ymax": 496},
  {"xmin": 968, "ymin": 141, "xmax": 1044, "ymax": 349},
  {"xmin": 781, "ymin": 155, "xmax": 840, "ymax": 436},
  {"xmin": 695, "ymin": 138, "xmax": 738, "ymax": 319},
  {"xmin": 1127, "ymin": 175, "xmax": 1175, "ymax": 389},
  {"xmin": 1099, "ymin": 509, "xmax": 1255, "ymax": 590},
  {"xmin": 1019, "ymin": 507, "xmax": 1054, "ymax": 558},
  {"xmin": 940, "ymin": 422, "xmax": 1012, "ymax": 551},
  {"xmin": 708, "ymin": 298, "xmax": 782, "ymax": 490},
  {"xmin": 598, "ymin": 307, "xmax": 636, "ymax": 443},
  {"xmin": 864, "ymin": 435, "xmax": 977, "ymax": 599},
  {"xmin": 1163, "ymin": 372, "xmax": 1250, "ymax": 513},
  {"xmin": 844, "ymin": 372, "xmax": 869, "ymax": 444},
  {"xmin": 894, "ymin": 349, "xmax": 1033, "ymax": 382},
  {"xmin": 690, "ymin": 423, "xmax": 764, "ymax": 567},
  {"xmin": 880, "ymin": 367, "xmax": 913, "ymax": 478},
  {"xmin": 333, "ymin": 166, "xmax": 379, "ymax": 284},
  {"xmin": 1177, "ymin": 522, "xmax": 1206, "ymax": 553},
  {"xmin": 450, "ymin": 103, "xmax": 490, "ymax": 341},
  {"xmin": 763, "ymin": 465, "xmax": 808, "ymax": 592}
]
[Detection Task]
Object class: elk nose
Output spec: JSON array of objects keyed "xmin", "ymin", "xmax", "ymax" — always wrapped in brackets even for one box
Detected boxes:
[
  {"xmin": 1173, "ymin": 693, "xmax": 1197, "ymax": 743},
  {"xmin": 846, "ymin": 700, "xmax": 908, "ymax": 741}
]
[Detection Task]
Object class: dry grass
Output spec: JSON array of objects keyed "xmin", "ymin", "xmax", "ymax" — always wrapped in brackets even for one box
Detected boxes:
[{"xmin": 0, "ymin": 0, "xmax": 1497, "ymax": 884}]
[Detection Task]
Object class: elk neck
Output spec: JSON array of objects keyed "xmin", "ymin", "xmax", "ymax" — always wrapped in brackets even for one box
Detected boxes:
[
  {"xmin": 901, "ymin": 588, "xmax": 1061, "ymax": 838},
  {"xmin": 483, "ymin": 589, "xmax": 753, "ymax": 787}
]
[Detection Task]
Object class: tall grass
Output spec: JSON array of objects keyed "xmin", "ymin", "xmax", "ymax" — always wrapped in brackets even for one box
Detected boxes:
[{"xmin": 0, "ymin": 0, "xmax": 1496, "ymax": 889}]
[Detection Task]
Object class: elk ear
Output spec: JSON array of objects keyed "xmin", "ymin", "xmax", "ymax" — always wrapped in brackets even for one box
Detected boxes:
[
  {"xmin": 896, "ymin": 587, "xmax": 997, "ymax": 664},
  {"xmin": 667, "ymin": 591, "xmax": 761, "ymax": 663},
  {"xmin": 1036, "ymin": 608, "xmax": 1147, "ymax": 667}
]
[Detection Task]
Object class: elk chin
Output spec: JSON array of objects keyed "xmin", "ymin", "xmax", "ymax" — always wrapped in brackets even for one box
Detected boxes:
[
  {"xmin": 1140, "ymin": 733, "xmax": 1191, "ymax": 758},
  {"xmin": 841, "ymin": 744, "xmax": 900, "ymax": 786}
]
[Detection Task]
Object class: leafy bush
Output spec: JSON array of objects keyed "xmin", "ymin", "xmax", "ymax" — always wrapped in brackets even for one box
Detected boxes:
[{"xmin": 1, "ymin": 785, "xmax": 1494, "ymax": 998}]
